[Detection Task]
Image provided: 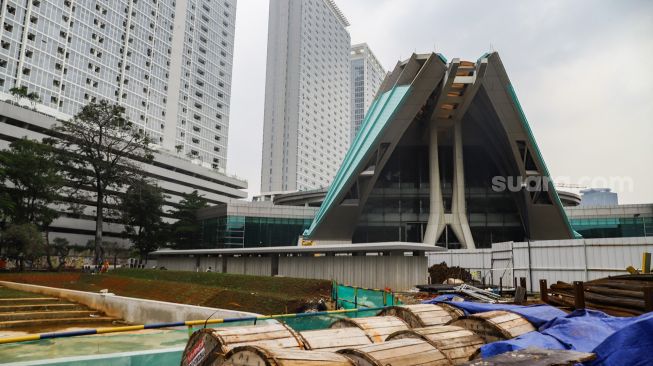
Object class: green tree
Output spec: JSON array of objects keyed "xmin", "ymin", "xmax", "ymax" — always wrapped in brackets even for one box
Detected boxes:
[
  {"xmin": 169, "ymin": 190, "xmax": 208, "ymax": 249},
  {"xmin": 52, "ymin": 101, "xmax": 153, "ymax": 264},
  {"xmin": 26, "ymin": 91, "xmax": 40, "ymax": 109},
  {"xmin": 0, "ymin": 138, "xmax": 63, "ymax": 227},
  {"xmin": 0, "ymin": 138, "xmax": 65, "ymax": 270},
  {"xmin": 9, "ymin": 86, "xmax": 28, "ymax": 104},
  {"xmin": 2, "ymin": 223, "xmax": 45, "ymax": 271},
  {"xmin": 122, "ymin": 179, "xmax": 167, "ymax": 260}
]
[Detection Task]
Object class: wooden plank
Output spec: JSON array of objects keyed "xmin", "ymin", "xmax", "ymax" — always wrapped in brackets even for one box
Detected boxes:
[
  {"xmin": 337, "ymin": 338, "xmax": 451, "ymax": 366},
  {"xmin": 298, "ymin": 328, "xmax": 372, "ymax": 351}
]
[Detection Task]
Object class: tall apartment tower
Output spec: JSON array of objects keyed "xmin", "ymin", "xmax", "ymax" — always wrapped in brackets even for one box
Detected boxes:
[
  {"xmin": 0, "ymin": 0, "xmax": 236, "ymax": 170},
  {"xmin": 260, "ymin": 0, "xmax": 351, "ymax": 193},
  {"xmin": 350, "ymin": 43, "xmax": 385, "ymax": 142}
]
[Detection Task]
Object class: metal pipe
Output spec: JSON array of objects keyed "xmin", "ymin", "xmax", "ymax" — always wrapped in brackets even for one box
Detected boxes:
[{"xmin": 0, "ymin": 307, "xmax": 386, "ymax": 345}]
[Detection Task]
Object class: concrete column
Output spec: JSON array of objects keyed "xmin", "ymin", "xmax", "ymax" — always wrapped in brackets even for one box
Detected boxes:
[
  {"xmin": 449, "ymin": 121, "xmax": 475, "ymax": 248},
  {"xmin": 423, "ymin": 123, "xmax": 445, "ymax": 244}
]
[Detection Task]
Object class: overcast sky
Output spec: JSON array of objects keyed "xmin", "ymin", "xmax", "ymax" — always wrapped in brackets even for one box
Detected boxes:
[{"xmin": 227, "ymin": 0, "xmax": 653, "ymax": 204}]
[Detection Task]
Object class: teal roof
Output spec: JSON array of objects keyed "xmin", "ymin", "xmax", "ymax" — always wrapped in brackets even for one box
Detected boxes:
[{"xmin": 304, "ymin": 85, "xmax": 412, "ymax": 237}]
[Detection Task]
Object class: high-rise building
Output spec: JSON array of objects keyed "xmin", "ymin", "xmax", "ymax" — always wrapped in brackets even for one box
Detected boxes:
[
  {"xmin": 0, "ymin": 0, "xmax": 236, "ymax": 171},
  {"xmin": 260, "ymin": 0, "xmax": 351, "ymax": 193},
  {"xmin": 350, "ymin": 43, "xmax": 385, "ymax": 142}
]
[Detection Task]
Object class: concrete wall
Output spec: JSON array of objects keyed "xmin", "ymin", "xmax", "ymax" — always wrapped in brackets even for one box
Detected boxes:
[
  {"xmin": 157, "ymin": 254, "xmax": 428, "ymax": 291},
  {"xmin": 279, "ymin": 255, "xmax": 427, "ymax": 290},
  {"xmin": 427, "ymin": 237, "xmax": 653, "ymax": 290},
  {"xmin": 0, "ymin": 281, "xmax": 258, "ymax": 324}
]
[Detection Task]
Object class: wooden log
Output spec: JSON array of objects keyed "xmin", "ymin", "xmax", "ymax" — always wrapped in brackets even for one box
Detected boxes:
[
  {"xmin": 377, "ymin": 304, "xmax": 459, "ymax": 328},
  {"xmin": 450, "ymin": 311, "xmax": 535, "ymax": 343},
  {"xmin": 330, "ymin": 316, "xmax": 410, "ymax": 343},
  {"xmin": 337, "ymin": 338, "xmax": 452, "ymax": 366},
  {"xmin": 181, "ymin": 323, "xmax": 303, "ymax": 366},
  {"xmin": 548, "ymin": 294, "xmax": 643, "ymax": 317},
  {"xmin": 224, "ymin": 345, "xmax": 353, "ymax": 366},
  {"xmin": 539, "ymin": 279, "xmax": 548, "ymax": 303},
  {"xmin": 587, "ymin": 279, "xmax": 653, "ymax": 292},
  {"xmin": 585, "ymin": 285, "xmax": 643, "ymax": 299},
  {"xmin": 298, "ymin": 327, "xmax": 372, "ymax": 352},
  {"xmin": 573, "ymin": 281, "xmax": 585, "ymax": 309},
  {"xmin": 387, "ymin": 325, "xmax": 485, "ymax": 365}
]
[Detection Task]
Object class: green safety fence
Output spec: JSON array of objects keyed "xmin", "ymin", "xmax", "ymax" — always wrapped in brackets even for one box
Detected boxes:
[{"xmin": 331, "ymin": 281, "xmax": 401, "ymax": 310}]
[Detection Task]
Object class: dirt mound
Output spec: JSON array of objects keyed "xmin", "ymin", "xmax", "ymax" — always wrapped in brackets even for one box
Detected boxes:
[{"xmin": 428, "ymin": 262, "xmax": 472, "ymax": 284}]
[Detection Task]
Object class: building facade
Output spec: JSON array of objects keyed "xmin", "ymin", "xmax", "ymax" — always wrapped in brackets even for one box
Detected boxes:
[
  {"xmin": 350, "ymin": 43, "xmax": 385, "ymax": 142},
  {"xmin": 260, "ymin": 0, "xmax": 351, "ymax": 193},
  {"xmin": 579, "ymin": 188, "xmax": 618, "ymax": 207},
  {"xmin": 304, "ymin": 52, "xmax": 576, "ymax": 249},
  {"xmin": 0, "ymin": 0, "xmax": 236, "ymax": 170},
  {"xmin": 0, "ymin": 101, "xmax": 247, "ymax": 247},
  {"xmin": 198, "ymin": 200, "xmax": 316, "ymax": 248},
  {"xmin": 567, "ymin": 203, "xmax": 652, "ymax": 238}
]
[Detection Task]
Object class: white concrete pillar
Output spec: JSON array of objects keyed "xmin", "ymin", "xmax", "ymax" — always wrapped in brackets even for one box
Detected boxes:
[
  {"xmin": 423, "ymin": 123, "xmax": 445, "ymax": 244},
  {"xmin": 449, "ymin": 121, "xmax": 475, "ymax": 248}
]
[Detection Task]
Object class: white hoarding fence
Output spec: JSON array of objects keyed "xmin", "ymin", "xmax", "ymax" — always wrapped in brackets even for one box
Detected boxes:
[{"xmin": 427, "ymin": 237, "xmax": 653, "ymax": 291}]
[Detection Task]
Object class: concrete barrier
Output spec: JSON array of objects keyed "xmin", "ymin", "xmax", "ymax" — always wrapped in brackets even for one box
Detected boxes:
[{"xmin": 0, "ymin": 281, "xmax": 258, "ymax": 324}]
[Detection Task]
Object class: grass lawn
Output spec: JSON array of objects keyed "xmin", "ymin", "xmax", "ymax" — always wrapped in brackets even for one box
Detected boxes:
[
  {"xmin": 0, "ymin": 286, "xmax": 43, "ymax": 298},
  {"xmin": 0, "ymin": 270, "xmax": 331, "ymax": 315}
]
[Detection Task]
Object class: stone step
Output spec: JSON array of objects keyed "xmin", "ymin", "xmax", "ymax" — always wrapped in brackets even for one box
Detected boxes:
[
  {"xmin": 0, "ymin": 297, "xmax": 62, "ymax": 305},
  {"xmin": 0, "ymin": 310, "xmax": 102, "ymax": 321},
  {"xmin": 0, "ymin": 316, "xmax": 120, "ymax": 329},
  {"xmin": 0, "ymin": 303, "xmax": 87, "ymax": 313}
]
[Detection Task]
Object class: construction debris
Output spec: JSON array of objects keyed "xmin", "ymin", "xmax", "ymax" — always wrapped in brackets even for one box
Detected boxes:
[
  {"xmin": 429, "ymin": 262, "xmax": 473, "ymax": 284},
  {"xmin": 463, "ymin": 347, "xmax": 595, "ymax": 366}
]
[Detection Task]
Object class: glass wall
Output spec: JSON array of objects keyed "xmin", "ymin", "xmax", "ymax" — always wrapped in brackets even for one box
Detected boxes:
[
  {"xmin": 351, "ymin": 141, "xmax": 525, "ymax": 248},
  {"xmin": 201, "ymin": 216, "xmax": 313, "ymax": 248},
  {"xmin": 571, "ymin": 217, "xmax": 652, "ymax": 238}
]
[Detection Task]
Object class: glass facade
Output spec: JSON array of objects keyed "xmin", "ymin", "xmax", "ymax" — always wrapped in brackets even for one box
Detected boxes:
[
  {"xmin": 0, "ymin": 0, "xmax": 235, "ymax": 170},
  {"xmin": 201, "ymin": 216, "xmax": 313, "ymax": 248},
  {"xmin": 571, "ymin": 217, "xmax": 652, "ymax": 238},
  {"xmin": 351, "ymin": 142, "xmax": 525, "ymax": 248}
]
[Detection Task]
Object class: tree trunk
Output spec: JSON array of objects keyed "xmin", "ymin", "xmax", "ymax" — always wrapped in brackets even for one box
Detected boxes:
[
  {"xmin": 95, "ymin": 186, "xmax": 104, "ymax": 265},
  {"xmin": 44, "ymin": 230, "xmax": 55, "ymax": 271}
]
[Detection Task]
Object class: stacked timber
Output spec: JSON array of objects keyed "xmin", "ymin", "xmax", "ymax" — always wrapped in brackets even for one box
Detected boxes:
[
  {"xmin": 224, "ymin": 346, "xmax": 353, "ymax": 366},
  {"xmin": 181, "ymin": 323, "xmax": 303, "ymax": 366},
  {"xmin": 449, "ymin": 311, "xmax": 535, "ymax": 343},
  {"xmin": 330, "ymin": 316, "xmax": 410, "ymax": 342},
  {"xmin": 378, "ymin": 304, "xmax": 463, "ymax": 328},
  {"xmin": 337, "ymin": 338, "xmax": 452, "ymax": 366},
  {"xmin": 387, "ymin": 325, "xmax": 485, "ymax": 365},
  {"xmin": 298, "ymin": 327, "xmax": 372, "ymax": 352},
  {"xmin": 546, "ymin": 276, "xmax": 653, "ymax": 316}
]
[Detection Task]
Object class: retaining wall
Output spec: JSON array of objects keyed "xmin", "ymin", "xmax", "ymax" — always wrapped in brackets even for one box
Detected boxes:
[{"xmin": 0, "ymin": 281, "xmax": 258, "ymax": 324}]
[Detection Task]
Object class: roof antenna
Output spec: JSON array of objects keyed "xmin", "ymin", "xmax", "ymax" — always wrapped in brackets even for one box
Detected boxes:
[{"xmin": 490, "ymin": 43, "xmax": 495, "ymax": 52}]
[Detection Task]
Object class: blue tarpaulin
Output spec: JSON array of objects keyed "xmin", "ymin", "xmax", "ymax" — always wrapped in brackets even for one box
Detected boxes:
[
  {"xmin": 423, "ymin": 296, "xmax": 566, "ymax": 327},
  {"xmin": 481, "ymin": 310, "xmax": 653, "ymax": 365},
  {"xmin": 423, "ymin": 297, "xmax": 653, "ymax": 365}
]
